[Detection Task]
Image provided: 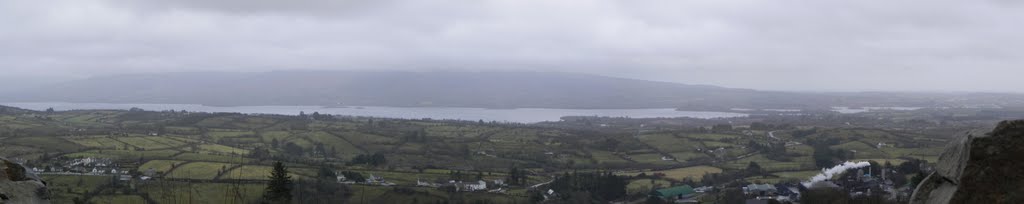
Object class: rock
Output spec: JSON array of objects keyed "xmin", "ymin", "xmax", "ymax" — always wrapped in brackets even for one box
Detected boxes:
[
  {"xmin": 0, "ymin": 157, "xmax": 50, "ymax": 204},
  {"xmin": 911, "ymin": 120, "xmax": 1024, "ymax": 204}
]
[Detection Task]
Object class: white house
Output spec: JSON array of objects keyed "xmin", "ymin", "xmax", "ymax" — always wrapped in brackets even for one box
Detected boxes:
[
  {"xmin": 417, "ymin": 179, "xmax": 441, "ymax": 188},
  {"xmin": 119, "ymin": 175, "xmax": 132, "ymax": 181},
  {"xmin": 464, "ymin": 180, "xmax": 487, "ymax": 191}
]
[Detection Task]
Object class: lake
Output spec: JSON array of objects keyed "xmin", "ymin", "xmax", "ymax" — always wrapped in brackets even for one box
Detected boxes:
[
  {"xmin": 832, "ymin": 106, "xmax": 923, "ymax": 114},
  {"xmin": 1, "ymin": 102, "xmax": 748, "ymax": 123}
]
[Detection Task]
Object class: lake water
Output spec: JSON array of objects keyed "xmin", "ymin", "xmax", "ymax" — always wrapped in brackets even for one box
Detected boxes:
[
  {"xmin": 1, "ymin": 102, "xmax": 748, "ymax": 123},
  {"xmin": 832, "ymin": 106, "xmax": 923, "ymax": 114}
]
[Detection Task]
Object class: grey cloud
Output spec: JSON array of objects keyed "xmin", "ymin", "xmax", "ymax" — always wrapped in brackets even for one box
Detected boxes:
[{"xmin": 0, "ymin": 0, "xmax": 1022, "ymax": 92}]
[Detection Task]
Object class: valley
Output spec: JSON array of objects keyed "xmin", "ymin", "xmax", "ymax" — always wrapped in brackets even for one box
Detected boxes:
[{"xmin": 0, "ymin": 104, "xmax": 1009, "ymax": 203}]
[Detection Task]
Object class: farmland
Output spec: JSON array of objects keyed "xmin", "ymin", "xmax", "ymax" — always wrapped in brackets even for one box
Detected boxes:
[
  {"xmin": 621, "ymin": 165, "xmax": 724, "ymax": 181},
  {"xmin": 0, "ymin": 105, "xmax": 975, "ymax": 203}
]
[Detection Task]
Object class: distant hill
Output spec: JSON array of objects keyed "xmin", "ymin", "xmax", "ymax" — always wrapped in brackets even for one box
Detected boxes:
[
  {"xmin": 4, "ymin": 71, "xmax": 1019, "ymax": 109},
  {"xmin": 1, "ymin": 71, "xmax": 818, "ymax": 109}
]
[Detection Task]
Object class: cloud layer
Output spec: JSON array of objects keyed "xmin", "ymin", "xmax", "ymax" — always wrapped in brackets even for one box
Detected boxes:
[{"xmin": 1, "ymin": 0, "xmax": 1022, "ymax": 92}]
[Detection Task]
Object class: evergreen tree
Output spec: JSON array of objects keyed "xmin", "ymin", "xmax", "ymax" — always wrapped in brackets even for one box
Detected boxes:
[
  {"xmin": 264, "ymin": 161, "xmax": 294, "ymax": 203},
  {"xmin": 746, "ymin": 161, "xmax": 763, "ymax": 176}
]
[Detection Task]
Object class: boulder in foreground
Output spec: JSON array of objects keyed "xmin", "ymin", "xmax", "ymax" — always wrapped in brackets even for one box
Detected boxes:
[
  {"xmin": 0, "ymin": 157, "xmax": 49, "ymax": 204},
  {"xmin": 911, "ymin": 120, "xmax": 1024, "ymax": 204}
]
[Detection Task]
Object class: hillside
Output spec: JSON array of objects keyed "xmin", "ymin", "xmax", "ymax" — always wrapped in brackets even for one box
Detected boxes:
[{"xmin": 3, "ymin": 71, "xmax": 819, "ymax": 109}]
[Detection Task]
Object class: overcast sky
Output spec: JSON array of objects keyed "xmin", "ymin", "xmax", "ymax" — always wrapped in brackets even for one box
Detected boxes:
[{"xmin": 1, "ymin": 0, "xmax": 1022, "ymax": 92}]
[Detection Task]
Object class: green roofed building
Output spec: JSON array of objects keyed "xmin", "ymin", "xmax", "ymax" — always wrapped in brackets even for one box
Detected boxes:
[{"xmin": 651, "ymin": 185, "xmax": 696, "ymax": 200}]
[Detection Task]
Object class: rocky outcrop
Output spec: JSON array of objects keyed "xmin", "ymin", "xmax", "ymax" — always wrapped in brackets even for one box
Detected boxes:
[
  {"xmin": 0, "ymin": 157, "xmax": 49, "ymax": 204},
  {"xmin": 911, "ymin": 120, "xmax": 1024, "ymax": 204}
]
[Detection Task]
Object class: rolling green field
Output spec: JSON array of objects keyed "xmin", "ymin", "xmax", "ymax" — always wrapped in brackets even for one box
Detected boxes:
[
  {"xmin": 41, "ymin": 175, "xmax": 116, "ymax": 204},
  {"xmin": 140, "ymin": 182, "xmax": 266, "ymax": 204},
  {"xmin": 166, "ymin": 162, "xmax": 237, "ymax": 180},
  {"xmin": 139, "ymin": 160, "xmax": 187, "ymax": 175},
  {"xmin": 0, "ymin": 106, "xmax": 960, "ymax": 203},
  {"xmin": 626, "ymin": 179, "xmax": 672, "ymax": 194},
  {"xmin": 219, "ymin": 165, "xmax": 314, "ymax": 180},
  {"xmin": 622, "ymin": 165, "xmax": 724, "ymax": 181},
  {"xmin": 89, "ymin": 195, "xmax": 147, "ymax": 204}
]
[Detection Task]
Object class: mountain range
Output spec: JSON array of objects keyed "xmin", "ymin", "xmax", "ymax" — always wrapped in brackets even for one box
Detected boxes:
[{"xmin": 3, "ymin": 71, "xmax": 1021, "ymax": 109}]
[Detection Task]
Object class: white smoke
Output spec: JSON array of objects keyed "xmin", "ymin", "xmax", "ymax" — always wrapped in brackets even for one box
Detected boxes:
[{"xmin": 802, "ymin": 161, "xmax": 871, "ymax": 186}]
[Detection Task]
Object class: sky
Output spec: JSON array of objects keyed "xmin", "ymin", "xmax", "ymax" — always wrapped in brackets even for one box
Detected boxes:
[{"xmin": 1, "ymin": 0, "xmax": 1022, "ymax": 92}]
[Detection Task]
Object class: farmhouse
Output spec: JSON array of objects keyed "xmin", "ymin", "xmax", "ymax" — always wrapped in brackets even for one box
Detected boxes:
[
  {"xmin": 651, "ymin": 185, "xmax": 696, "ymax": 202},
  {"xmin": 744, "ymin": 184, "xmax": 777, "ymax": 196},
  {"xmin": 417, "ymin": 179, "xmax": 441, "ymax": 188},
  {"xmin": 464, "ymin": 180, "xmax": 487, "ymax": 191}
]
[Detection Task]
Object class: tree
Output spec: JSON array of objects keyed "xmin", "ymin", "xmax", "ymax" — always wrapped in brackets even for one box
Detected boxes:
[
  {"xmin": 813, "ymin": 144, "xmax": 836, "ymax": 169},
  {"xmin": 712, "ymin": 124, "xmax": 733, "ymax": 132},
  {"xmin": 909, "ymin": 172, "xmax": 928, "ymax": 188},
  {"xmin": 340, "ymin": 171, "xmax": 365, "ymax": 182},
  {"xmin": 801, "ymin": 187, "xmax": 849, "ymax": 204},
  {"xmin": 746, "ymin": 161, "xmax": 764, "ymax": 176},
  {"xmin": 283, "ymin": 142, "xmax": 304, "ymax": 156},
  {"xmin": 546, "ymin": 171, "xmax": 627, "ymax": 202},
  {"xmin": 719, "ymin": 188, "xmax": 745, "ymax": 204},
  {"xmin": 507, "ymin": 166, "xmax": 527, "ymax": 186},
  {"xmin": 264, "ymin": 161, "xmax": 294, "ymax": 203},
  {"xmin": 291, "ymin": 165, "xmax": 352, "ymax": 204}
]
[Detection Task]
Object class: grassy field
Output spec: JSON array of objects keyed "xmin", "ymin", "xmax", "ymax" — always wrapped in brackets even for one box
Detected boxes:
[
  {"xmin": 166, "ymin": 162, "xmax": 236, "ymax": 180},
  {"xmin": 65, "ymin": 149, "xmax": 181, "ymax": 161},
  {"xmin": 196, "ymin": 144, "xmax": 250, "ymax": 155},
  {"xmin": 302, "ymin": 131, "xmax": 364, "ymax": 158},
  {"xmin": 219, "ymin": 165, "xmax": 313, "ymax": 180},
  {"xmin": 41, "ymin": 175, "xmax": 114, "ymax": 204},
  {"xmin": 89, "ymin": 195, "xmax": 147, "ymax": 204},
  {"xmin": 0, "ymin": 107, "xmax": 961, "ymax": 204},
  {"xmin": 140, "ymin": 182, "xmax": 265, "ymax": 204},
  {"xmin": 207, "ymin": 131, "xmax": 255, "ymax": 140},
  {"xmin": 629, "ymin": 153, "xmax": 677, "ymax": 164},
  {"xmin": 626, "ymin": 179, "xmax": 672, "ymax": 194},
  {"xmin": 115, "ymin": 136, "xmax": 183, "ymax": 150},
  {"xmin": 139, "ymin": 160, "xmax": 186, "ymax": 175},
  {"xmin": 831, "ymin": 141, "xmax": 888, "ymax": 159},
  {"xmin": 173, "ymin": 153, "xmax": 253, "ymax": 163},
  {"xmin": 685, "ymin": 133, "xmax": 741, "ymax": 140},
  {"xmin": 639, "ymin": 133, "xmax": 698, "ymax": 153},
  {"xmin": 722, "ymin": 154, "xmax": 817, "ymax": 172},
  {"xmin": 622, "ymin": 165, "xmax": 724, "ymax": 181},
  {"xmin": 590, "ymin": 150, "xmax": 631, "ymax": 164},
  {"xmin": 6, "ymin": 136, "xmax": 83, "ymax": 152},
  {"xmin": 67, "ymin": 137, "xmax": 130, "ymax": 149},
  {"xmin": 772, "ymin": 170, "xmax": 821, "ymax": 181},
  {"xmin": 669, "ymin": 152, "xmax": 708, "ymax": 162}
]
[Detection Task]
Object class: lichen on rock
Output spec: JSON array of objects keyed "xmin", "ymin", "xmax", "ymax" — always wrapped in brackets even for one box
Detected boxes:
[
  {"xmin": 0, "ymin": 157, "xmax": 50, "ymax": 204},
  {"xmin": 911, "ymin": 120, "xmax": 1024, "ymax": 204}
]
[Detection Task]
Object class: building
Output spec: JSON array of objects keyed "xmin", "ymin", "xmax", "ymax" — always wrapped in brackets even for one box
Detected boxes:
[
  {"xmin": 144, "ymin": 168, "xmax": 157, "ymax": 177},
  {"xmin": 694, "ymin": 186, "xmax": 715, "ymax": 193},
  {"xmin": 651, "ymin": 185, "xmax": 696, "ymax": 201},
  {"xmin": 464, "ymin": 180, "xmax": 488, "ymax": 191},
  {"xmin": 744, "ymin": 184, "xmax": 777, "ymax": 196},
  {"xmin": 417, "ymin": 179, "xmax": 441, "ymax": 188}
]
